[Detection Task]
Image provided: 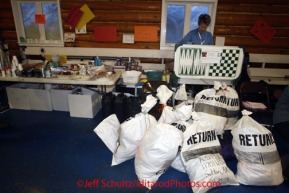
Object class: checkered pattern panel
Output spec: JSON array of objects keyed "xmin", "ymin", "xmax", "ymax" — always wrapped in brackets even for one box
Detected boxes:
[{"xmin": 208, "ymin": 49, "xmax": 240, "ymax": 77}]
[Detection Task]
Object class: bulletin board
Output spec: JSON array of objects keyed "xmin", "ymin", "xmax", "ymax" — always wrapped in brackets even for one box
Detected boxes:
[
  {"xmin": 250, "ymin": 18, "xmax": 276, "ymax": 44},
  {"xmin": 94, "ymin": 26, "xmax": 117, "ymax": 42},
  {"xmin": 65, "ymin": 6, "xmax": 83, "ymax": 28},
  {"xmin": 35, "ymin": 14, "xmax": 46, "ymax": 24},
  {"xmin": 134, "ymin": 26, "xmax": 158, "ymax": 42}
]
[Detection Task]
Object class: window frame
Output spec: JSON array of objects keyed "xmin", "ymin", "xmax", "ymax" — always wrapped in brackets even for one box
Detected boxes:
[
  {"xmin": 160, "ymin": 0, "xmax": 218, "ymax": 50},
  {"xmin": 11, "ymin": 0, "xmax": 64, "ymax": 47}
]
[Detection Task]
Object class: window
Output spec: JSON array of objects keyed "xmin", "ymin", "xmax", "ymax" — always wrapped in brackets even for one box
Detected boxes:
[
  {"xmin": 11, "ymin": 0, "xmax": 64, "ymax": 47},
  {"xmin": 160, "ymin": 0, "xmax": 218, "ymax": 50}
]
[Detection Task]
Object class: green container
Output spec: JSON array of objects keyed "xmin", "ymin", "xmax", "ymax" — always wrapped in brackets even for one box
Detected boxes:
[{"xmin": 146, "ymin": 71, "xmax": 163, "ymax": 81}]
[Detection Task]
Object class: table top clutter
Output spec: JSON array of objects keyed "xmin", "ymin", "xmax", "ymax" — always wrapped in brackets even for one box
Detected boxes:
[{"xmin": 0, "ymin": 70, "xmax": 122, "ymax": 86}]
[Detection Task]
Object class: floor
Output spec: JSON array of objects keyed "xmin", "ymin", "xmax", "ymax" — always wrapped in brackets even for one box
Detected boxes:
[{"xmin": 0, "ymin": 109, "xmax": 289, "ymax": 193}]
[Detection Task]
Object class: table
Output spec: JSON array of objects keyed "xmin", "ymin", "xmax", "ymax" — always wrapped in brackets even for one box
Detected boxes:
[{"xmin": 0, "ymin": 70, "xmax": 122, "ymax": 93}]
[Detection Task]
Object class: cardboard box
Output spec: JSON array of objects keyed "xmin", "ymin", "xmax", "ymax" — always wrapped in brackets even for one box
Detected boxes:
[
  {"xmin": 6, "ymin": 83, "xmax": 32, "ymax": 110},
  {"xmin": 27, "ymin": 84, "xmax": 53, "ymax": 111},
  {"xmin": 51, "ymin": 85, "xmax": 77, "ymax": 112},
  {"xmin": 68, "ymin": 87, "xmax": 101, "ymax": 118}
]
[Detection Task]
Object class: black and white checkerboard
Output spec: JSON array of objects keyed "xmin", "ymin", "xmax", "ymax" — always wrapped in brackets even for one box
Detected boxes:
[{"xmin": 208, "ymin": 49, "xmax": 240, "ymax": 77}]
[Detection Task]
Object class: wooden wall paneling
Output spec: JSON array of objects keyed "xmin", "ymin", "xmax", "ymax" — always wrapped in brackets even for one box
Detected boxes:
[
  {"xmin": 73, "ymin": 33, "xmax": 160, "ymax": 43},
  {"xmin": 8, "ymin": 50, "xmax": 21, "ymax": 57},
  {"xmin": 138, "ymin": 58, "xmax": 162, "ymax": 64},
  {"xmin": 1, "ymin": 0, "xmax": 289, "ymax": 60},
  {"xmin": 4, "ymin": 41, "xmax": 19, "ymax": 50},
  {"xmin": 214, "ymin": 27, "xmax": 289, "ymax": 37},
  {"xmin": 2, "ymin": 31, "xmax": 18, "ymax": 40},
  {"xmin": 217, "ymin": 4, "xmax": 289, "ymax": 14},
  {"xmin": 224, "ymin": 36, "xmax": 289, "ymax": 48},
  {"xmin": 215, "ymin": 13, "xmax": 289, "ymax": 27},
  {"xmin": 61, "ymin": 0, "xmax": 162, "ymax": 51},
  {"xmin": 61, "ymin": 11, "xmax": 161, "ymax": 23},
  {"xmin": 0, "ymin": 22, "xmax": 16, "ymax": 31},
  {"xmin": 218, "ymin": 0, "xmax": 289, "ymax": 5},
  {"xmin": 243, "ymin": 48, "xmax": 289, "ymax": 55},
  {"xmin": 0, "ymin": 0, "xmax": 20, "ymax": 58},
  {"xmin": 2, "ymin": 0, "xmax": 12, "ymax": 9},
  {"xmin": 0, "ymin": 10, "xmax": 14, "ymax": 20},
  {"xmin": 60, "ymin": 1, "xmax": 161, "ymax": 11},
  {"xmin": 64, "ymin": 22, "xmax": 157, "ymax": 33},
  {"xmin": 215, "ymin": 0, "xmax": 289, "ymax": 55},
  {"xmin": 214, "ymin": 27, "xmax": 252, "ymax": 36},
  {"xmin": 60, "ymin": 0, "xmax": 162, "ymax": 2}
]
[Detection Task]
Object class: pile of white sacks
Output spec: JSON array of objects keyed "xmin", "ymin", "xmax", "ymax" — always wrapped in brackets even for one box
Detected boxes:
[{"xmin": 94, "ymin": 81, "xmax": 283, "ymax": 193}]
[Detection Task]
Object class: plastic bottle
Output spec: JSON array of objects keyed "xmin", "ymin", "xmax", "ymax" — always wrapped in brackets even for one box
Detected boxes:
[
  {"xmin": 11, "ymin": 66, "xmax": 16, "ymax": 77},
  {"xmin": 18, "ymin": 64, "xmax": 23, "ymax": 77},
  {"xmin": 12, "ymin": 56, "xmax": 18, "ymax": 65},
  {"xmin": 166, "ymin": 70, "xmax": 171, "ymax": 84},
  {"xmin": 15, "ymin": 66, "xmax": 21, "ymax": 77},
  {"xmin": 162, "ymin": 70, "xmax": 166, "ymax": 82},
  {"xmin": 1, "ymin": 70, "xmax": 5, "ymax": 77},
  {"xmin": 11, "ymin": 56, "xmax": 18, "ymax": 77},
  {"xmin": 5, "ymin": 66, "xmax": 11, "ymax": 77},
  {"xmin": 44, "ymin": 61, "xmax": 51, "ymax": 78},
  {"xmin": 51, "ymin": 54, "xmax": 59, "ymax": 67}
]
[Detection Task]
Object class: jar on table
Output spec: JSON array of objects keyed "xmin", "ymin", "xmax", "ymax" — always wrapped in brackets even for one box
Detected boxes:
[{"xmin": 51, "ymin": 54, "xmax": 59, "ymax": 67}]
